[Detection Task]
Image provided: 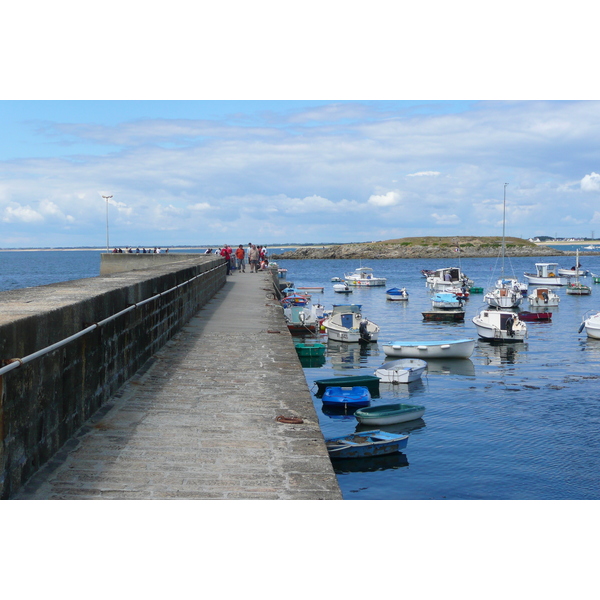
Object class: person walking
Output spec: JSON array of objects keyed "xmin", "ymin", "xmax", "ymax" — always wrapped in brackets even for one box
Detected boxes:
[
  {"xmin": 235, "ymin": 244, "xmax": 246, "ymax": 273},
  {"xmin": 248, "ymin": 244, "xmax": 259, "ymax": 273}
]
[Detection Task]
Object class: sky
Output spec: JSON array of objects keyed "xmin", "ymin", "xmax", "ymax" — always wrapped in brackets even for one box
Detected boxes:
[{"xmin": 1, "ymin": 4, "xmax": 598, "ymax": 250}]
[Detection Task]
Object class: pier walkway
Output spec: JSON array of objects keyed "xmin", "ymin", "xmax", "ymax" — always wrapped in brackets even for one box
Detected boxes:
[{"xmin": 16, "ymin": 269, "xmax": 342, "ymax": 500}]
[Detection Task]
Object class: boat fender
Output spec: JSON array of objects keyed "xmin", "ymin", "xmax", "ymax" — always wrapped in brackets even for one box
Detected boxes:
[
  {"xmin": 578, "ymin": 322, "xmax": 586, "ymax": 333},
  {"xmin": 276, "ymin": 415, "xmax": 304, "ymax": 424}
]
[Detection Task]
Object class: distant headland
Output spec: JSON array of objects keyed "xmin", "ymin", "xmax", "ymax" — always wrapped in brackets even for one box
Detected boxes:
[{"xmin": 270, "ymin": 236, "xmax": 581, "ymax": 260}]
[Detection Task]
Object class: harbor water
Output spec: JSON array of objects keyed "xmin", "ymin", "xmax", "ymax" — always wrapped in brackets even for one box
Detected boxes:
[{"xmin": 278, "ymin": 254, "xmax": 600, "ymax": 500}]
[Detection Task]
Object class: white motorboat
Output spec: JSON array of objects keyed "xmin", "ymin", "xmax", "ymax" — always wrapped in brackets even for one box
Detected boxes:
[
  {"xmin": 484, "ymin": 285, "xmax": 522, "ymax": 309},
  {"xmin": 579, "ymin": 311, "xmax": 600, "ymax": 339},
  {"xmin": 523, "ymin": 263, "xmax": 570, "ymax": 286},
  {"xmin": 374, "ymin": 358, "xmax": 428, "ymax": 383},
  {"xmin": 344, "ymin": 266, "xmax": 387, "ymax": 287},
  {"xmin": 528, "ymin": 287, "xmax": 560, "ymax": 307},
  {"xmin": 321, "ymin": 304, "xmax": 380, "ymax": 343},
  {"xmin": 472, "ymin": 309, "xmax": 527, "ymax": 342},
  {"xmin": 425, "ymin": 267, "xmax": 473, "ymax": 291},
  {"xmin": 382, "ymin": 338, "xmax": 476, "ymax": 359},
  {"xmin": 333, "ymin": 282, "xmax": 352, "ymax": 293},
  {"xmin": 431, "ymin": 291, "xmax": 463, "ymax": 309},
  {"xmin": 386, "ymin": 287, "xmax": 409, "ymax": 301}
]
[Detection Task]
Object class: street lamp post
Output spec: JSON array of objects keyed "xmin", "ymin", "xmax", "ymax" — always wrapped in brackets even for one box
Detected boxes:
[{"xmin": 102, "ymin": 195, "xmax": 113, "ymax": 252}]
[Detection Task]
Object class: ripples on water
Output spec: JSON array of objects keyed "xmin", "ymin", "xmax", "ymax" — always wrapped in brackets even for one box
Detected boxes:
[{"xmin": 279, "ymin": 255, "xmax": 600, "ymax": 500}]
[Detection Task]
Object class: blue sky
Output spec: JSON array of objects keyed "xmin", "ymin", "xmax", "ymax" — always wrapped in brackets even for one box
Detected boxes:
[{"xmin": 1, "ymin": 4, "xmax": 598, "ymax": 249}]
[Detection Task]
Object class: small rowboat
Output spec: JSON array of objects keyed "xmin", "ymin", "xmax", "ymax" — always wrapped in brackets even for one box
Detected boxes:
[
  {"xmin": 518, "ymin": 311, "xmax": 552, "ymax": 322},
  {"xmin": 382, "ymin": 338, "xmax": 476, "ymax": 359},
  {"xmin": 333, "ymin": 283, "xmax": 353, "ymax": 293},
  {"xmin": 315, "ymin": 375, "xmax": 381, "ymax": 397},
  {"xmin": 321, "ymin": 386, "xmax": 370, "ymax": 408},
  {"xmin": 422, "ymin": 309, "xmax": 465, "ymax": 321},
  {"xmin": 294, "ymin": 343, "xmax": 326, "ymax": 357},
  {"xmin": 354, "ymin": 403, "xmax": 426, "ymax": 426},
  {"xmin": 386, "ymin": 287, "xmax": 409, "ymax": 301},
  {"xmin": 374, "ymin": 358, "xmax": 427, "ymax": 383},
  {"xmin": 326, "ymin": 430, "xmax": 409, "ymax": 459}
]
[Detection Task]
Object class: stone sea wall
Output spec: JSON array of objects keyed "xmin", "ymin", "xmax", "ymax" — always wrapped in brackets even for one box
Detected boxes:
[{"xmin": 0, "ymin": 254, "xmax": 225, "ymax": 498}]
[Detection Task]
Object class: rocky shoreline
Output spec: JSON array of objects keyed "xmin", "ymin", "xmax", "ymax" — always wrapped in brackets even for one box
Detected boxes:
[{"xmin": 271, "ymin": 241, "xmax": 574, "ymax": 261}]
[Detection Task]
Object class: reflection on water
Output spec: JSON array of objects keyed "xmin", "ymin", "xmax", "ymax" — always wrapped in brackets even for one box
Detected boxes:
[
  {"xmin": 332, "ymin": 452, "xmax": 409, "ymax": 474},
  {"xmin": 477, "ymin": 341, "xmax": 529, "ymax": 365},
  {"xmin": 424, "ymin": 358, "xmax": 476, "ymax": 377},
  {"xmin": 355, "ymin": 417, "xmax": 427, "ymax": 435}
]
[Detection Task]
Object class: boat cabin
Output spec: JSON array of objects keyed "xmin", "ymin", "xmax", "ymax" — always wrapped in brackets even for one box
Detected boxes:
[{"xmin": 533, "ymin": 263, "xmax": 559, "ymax": 278}]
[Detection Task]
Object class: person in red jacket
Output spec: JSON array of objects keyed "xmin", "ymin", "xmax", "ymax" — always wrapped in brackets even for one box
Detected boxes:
[{"xmin": 220, "ymin": 245, "xmax": 232, "ymax": 275}]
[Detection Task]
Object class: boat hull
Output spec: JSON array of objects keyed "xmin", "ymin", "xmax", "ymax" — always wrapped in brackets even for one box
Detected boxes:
[
  {"xmin": 354, "ymin": 403, "xmax": 426, "ymax": 426},
  {"xmin": 422, "ymin": 310, "xmax": 465, "ymax": 321},
  {"xmin": 382, "ymin": 338, "xmax": 476, "ymax": 359},
  {"xmin": 326, "ymin": 430, "xmax": 409, "ymax": 459},
  {"xmin": 472, "ymin": 311, "xmax": 527, "ymax": 342},
  {"xmin": 374, "ymin": 358, "xmax": 427, "ymax": 383}
]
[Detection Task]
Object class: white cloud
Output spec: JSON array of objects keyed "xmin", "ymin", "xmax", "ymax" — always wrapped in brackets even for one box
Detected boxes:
[
  {"xmin": 407, "ymin": 171, "xmax": 441, "ymax": 177},
  {"xmin": 3, "ymin": 205, "xmax": 43, "ymax": 223},
  {"xmin": 188, "ymin": 202, "xmax": 211, "ymax": 211},
  {"xmin": 368, "ymin": 191, "xmax": 402, "ymax": 207},
  {"xmin": 581, "ymin": 172, "xmax": 600, "ymax": 192}
]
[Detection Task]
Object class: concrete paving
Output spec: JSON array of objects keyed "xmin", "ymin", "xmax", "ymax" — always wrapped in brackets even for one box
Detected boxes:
[{"xmin": 16, "ymin": 268, "xmax": 342, "ymax": 500}]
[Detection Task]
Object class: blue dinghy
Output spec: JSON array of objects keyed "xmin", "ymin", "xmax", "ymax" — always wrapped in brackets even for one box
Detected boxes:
[
  {"xmin": 326, "ymin": 430, "xmax": 409, "ymax": 459},
  {"xmin": 322, "ymin": 386, "xmax": 370, "ymax": 408}
]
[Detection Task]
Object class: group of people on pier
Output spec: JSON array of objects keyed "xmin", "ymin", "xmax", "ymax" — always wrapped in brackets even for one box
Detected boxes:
[
  {"xmin": 112, "ymin": 247, "xmax": 167, "ymax": 254},
  {"xmin": 210, "ymin": 243, "xmax": 268, "ymax": 275}
]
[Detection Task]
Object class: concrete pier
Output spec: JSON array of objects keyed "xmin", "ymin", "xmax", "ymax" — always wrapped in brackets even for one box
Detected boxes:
[{"xmin": 15, "ymin": 269, "xmax": 342, "ymax": 500}]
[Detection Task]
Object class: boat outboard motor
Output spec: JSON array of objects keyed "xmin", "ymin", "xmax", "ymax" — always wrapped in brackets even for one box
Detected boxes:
[
  {"xmin": 505, "ymin": 316, "xmax": 515, "ymax": 337},
  {"xmin": 359, "ymin": 319, "xmax": 371, "ymax": 342},
  {"xmin": 542, "ymin": 291, "xmax": 549, "ymax": 304}
]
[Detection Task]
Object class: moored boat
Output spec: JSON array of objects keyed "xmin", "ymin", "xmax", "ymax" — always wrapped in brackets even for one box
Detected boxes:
[
  {"xmin": 325, "ymin": 430, "xmax": 409, "ymax": 459},
  {"xmin": 523, "ymin": 263, "xmax": 570, "ymax": 286},
  {"xmin": 472, "ymin": 309, "xmax": 527, "ymax": 342},
  {"xmin": 321, "ymin": 304, "xmax": 380, "ymax": 343},
  {"xmin": 333, "ymin": 282, "xmax": 352, "ymax": 293},
  {"xmin": 431, "ymin": 291, "xmax": 463, "ymax": 309},
  {"xmin": 518, "ymin": 311, "xmax": 552, "ymax": 322},
  {"xmin": 422, "ymin": 309, "xmax": 465, "ymax": 321},
  {"xmin": 314, "ymin": 375, "xmax": 380, "ymax": 397},
  {"xmin": 425, "ymin": 267, "xmax": 473, "ymax": 291},
  {"xmin": 374, "ymin": 358, "xmax": 427, "ymax": 383},
  {"xmin": 528, "ymin": 287, "xmax": 560, "ymax": 307},
  {"xmin": 344, "ymin": 266, "xmax": 387, "ymax": 287},
  {"xmin": 386, "ymin": 287, "xmax": 409, "ymax": 301},
  {"xmin": 321, "ymin": 386, "xmax": 371, "ymax": 408},
  {"xmin": 579, "ymin": 310, "xmax": 600, "ymax": 338},
  {"xmin": 382, "ymin": 338, "xmax": 476, "ymax": 359},
  {"xmin": 294, "ymin": 342, "xmax": 326, "ymax": 357},
  {"xmin": 354, "ymin": 403, "xmax": 426, "ymax": 426}
]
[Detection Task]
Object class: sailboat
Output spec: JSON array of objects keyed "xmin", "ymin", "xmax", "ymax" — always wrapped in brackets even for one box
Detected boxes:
[
  {"xmin": 566, "ymin": 249, "xmax": 591, "ymax": 295},
  {"xmin": 484, "ymin": 183, "xmax": 523, "ymax": 309}
]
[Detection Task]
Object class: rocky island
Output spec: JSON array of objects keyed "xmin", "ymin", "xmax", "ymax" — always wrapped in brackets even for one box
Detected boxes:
[{"xmin": 271, "ymin": 236, "xmax": 569, "ymax": 260}]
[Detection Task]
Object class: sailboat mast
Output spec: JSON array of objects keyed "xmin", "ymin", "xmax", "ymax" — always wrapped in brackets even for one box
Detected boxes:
[{"xmin": 501, "ymin": 183, "xmax": 508, "ymax": 276}]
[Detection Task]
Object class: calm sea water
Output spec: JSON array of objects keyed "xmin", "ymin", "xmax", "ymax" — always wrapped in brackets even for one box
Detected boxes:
[
  {"xmin": 277, "ymin": 254, "xmax": 600, "ymax": 500},
  {"xmin": 2, "ymin": 249, "xmax": 599, "ymax": 500}
]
